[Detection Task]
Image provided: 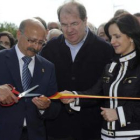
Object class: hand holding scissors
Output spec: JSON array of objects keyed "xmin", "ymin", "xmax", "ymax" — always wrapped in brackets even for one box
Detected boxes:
[
  {"xmin": 0, "ymin": 84, "xmax": 18, "ymax": 104},
  {"xmin": 0, "ymin": 84, "xmax": 39, "ymax": 106}
]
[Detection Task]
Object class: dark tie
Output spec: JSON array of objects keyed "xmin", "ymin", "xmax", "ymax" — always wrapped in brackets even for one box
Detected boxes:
[{"xmin": 22, "ymin": 56, "xmax": 32, "ymax": 91}]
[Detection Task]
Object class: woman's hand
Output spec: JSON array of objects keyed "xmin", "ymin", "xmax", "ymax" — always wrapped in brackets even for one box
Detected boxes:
[
  {"xmin": 101, "ymin": 107, "xmax": 118, "ymax": 122},
  {"xmin": 60, "ymin": 90, "xmax": 75, "ymax": 104}
]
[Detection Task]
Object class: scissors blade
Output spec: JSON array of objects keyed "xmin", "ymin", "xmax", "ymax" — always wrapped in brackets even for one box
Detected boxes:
[
  {"xmin": 23, "ymin": 93, "xmax": 41, "ymax": 97},
  {"xmin": 19, "ymin": 85, "xmax": 39, "ymax": 98}
]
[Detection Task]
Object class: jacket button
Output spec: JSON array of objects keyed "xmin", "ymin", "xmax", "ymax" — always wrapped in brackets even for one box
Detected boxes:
[
  {"xmin": 128, "ymin": 80, "xmax": 132, "ymax": 83},
  {"xmin": 69, "ymin": 109, "xmax": 72, "ymax": 112},
  {"xmin": 71, "ymin": 77, "xmax": 76, "ymax": 80}
]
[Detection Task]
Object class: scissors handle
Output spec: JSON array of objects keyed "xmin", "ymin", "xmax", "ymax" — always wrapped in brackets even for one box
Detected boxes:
[
  {"xmin": 0, "ymin": 102, "xmax": 15, "ymax": 107},
  {"xmin": 8, "ymin": 84, "xmax": 20, "ymax": 95},
  {"xmin": 0, "ymin": 85, "xmax": 39, "ymax": 107}
]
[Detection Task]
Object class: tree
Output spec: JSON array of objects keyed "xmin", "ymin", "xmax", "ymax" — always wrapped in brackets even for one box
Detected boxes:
[{"xmin": 0, "ymin": 22, "xmax": 18, "ymax": 38}]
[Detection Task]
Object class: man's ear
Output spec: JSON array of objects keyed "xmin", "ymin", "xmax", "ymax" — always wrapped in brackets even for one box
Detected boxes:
[{"xmin": 16, "ymin": 30, "xmax": 22, "ymax": 40}]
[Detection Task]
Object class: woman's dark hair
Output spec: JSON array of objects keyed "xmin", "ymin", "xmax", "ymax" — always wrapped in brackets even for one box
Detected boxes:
[
  {"xmin": 104, "ymin": 14, "xmax": 140, "ymax": 54},
  {"xmin": 0, "ymin": 44, "xmax": 6, "ymax": 50},
  {"xmin": 0, "ymin": 31, "xmax": 15, "ymax": 47}
]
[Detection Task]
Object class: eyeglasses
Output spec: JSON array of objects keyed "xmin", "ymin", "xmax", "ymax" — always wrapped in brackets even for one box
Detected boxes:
[
  {"xmin": 21, "ymin": 32, "xmax": 45, "ymax": 46},
  {"xmin": 61, "ymin": 21, "xmax": 81, "ymax": 29}
]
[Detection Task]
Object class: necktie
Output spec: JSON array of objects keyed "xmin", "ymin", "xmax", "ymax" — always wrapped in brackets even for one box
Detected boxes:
[{"xmin": 22, "ymin": 56, "xmax": 32, "ymax": 91}]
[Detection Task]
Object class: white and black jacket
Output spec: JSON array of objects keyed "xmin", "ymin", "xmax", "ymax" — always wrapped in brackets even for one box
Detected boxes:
[{"xmin": 77, "ymin": 51, "xmax": 140, "ymax": 138}]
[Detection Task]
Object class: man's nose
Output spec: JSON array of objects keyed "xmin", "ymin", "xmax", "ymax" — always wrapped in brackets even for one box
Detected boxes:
[
  {"xmin": 67, "ymin": 25, "xmax": 73, "ymax": 32},
  {"xmin": 32, "ymin": 43, "xmax": 42, "ymax": 50}
]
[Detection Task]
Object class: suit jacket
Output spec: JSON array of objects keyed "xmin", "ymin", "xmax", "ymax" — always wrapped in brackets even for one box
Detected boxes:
[
  {"xmin": 0, "ymin": 47, "xmax": 61, "ymax": 140},
  {"xmin": 41, "ymin": 30, "xmax": 114, "ymax": 139}
]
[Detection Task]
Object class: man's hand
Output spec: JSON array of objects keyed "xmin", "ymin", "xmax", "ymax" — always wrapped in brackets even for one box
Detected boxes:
[
  {"xmin": 101, "ymin": 107, "xmax": 118, "ymax": 122},
  {"xmin": 0, "ymin": 84, "xmax": 18, "ymax": 105},
  {"xmin": 32, "ymin": 95, "xmax": 51, "ymax": 110},
  {"xmin": 60, "ymin": 90, "xmax": 75, "ymax": 104}
]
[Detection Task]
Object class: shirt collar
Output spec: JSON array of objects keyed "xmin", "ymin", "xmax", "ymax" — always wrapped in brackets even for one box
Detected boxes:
[
  {"xmin": 15, "ymin": 44, "xmax": 35, "ymax": 61},
  {"xmin": 65, "ymin": 27, "xmax": 89, "ymax": 47},
  {"xmin": 119, "ymin": 51, "xmax": 136, "ymax": 62}
]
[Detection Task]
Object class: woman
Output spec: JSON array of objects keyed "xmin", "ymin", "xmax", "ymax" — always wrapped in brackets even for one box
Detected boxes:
[
  {"xmin": 0, "ymin": 31, "xmax": 15, "ymax": 49},
  {"xmin": 61, "ymin": 14, "xmax": 140, "ymax": 139}
]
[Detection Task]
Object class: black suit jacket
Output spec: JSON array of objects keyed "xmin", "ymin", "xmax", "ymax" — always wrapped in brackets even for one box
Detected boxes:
[
  {"xmin": 0, "ymin": 47, "xmax": 61, "ymax": 140},
  {"xmin": 41, "ymin": 30, "xmax": 114, "ymax": 139}
]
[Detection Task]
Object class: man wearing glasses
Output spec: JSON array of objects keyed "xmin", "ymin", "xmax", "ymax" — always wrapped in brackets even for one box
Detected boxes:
[{"xmin": 0, "ymin": 18, "xmax": 61, "ymax": 140}]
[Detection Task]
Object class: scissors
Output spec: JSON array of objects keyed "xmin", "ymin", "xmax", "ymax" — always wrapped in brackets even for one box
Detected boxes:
[{"xmin": 1, "ymin": 84, "xmax": 41, "ymax": 106}]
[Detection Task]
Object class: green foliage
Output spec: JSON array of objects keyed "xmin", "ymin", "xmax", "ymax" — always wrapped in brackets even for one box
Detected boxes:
[{"xmin": 0, "ymin": 22, "xmax": 18, "ymax": 38}]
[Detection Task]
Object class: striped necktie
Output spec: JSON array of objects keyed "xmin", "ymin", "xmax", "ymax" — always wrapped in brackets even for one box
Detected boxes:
[{"xmin": 22, "ymin": 56, "xmax": 32, "ymax": 91}]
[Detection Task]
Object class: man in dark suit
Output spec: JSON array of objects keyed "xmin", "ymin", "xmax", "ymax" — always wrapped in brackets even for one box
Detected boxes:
[
  {"xmin": 0, "ymin": 18, "xmax": 61, "ymax": 140},
  {"xmin": 41, "ymin": 1, "xmax": 114, "ymax": 140}
]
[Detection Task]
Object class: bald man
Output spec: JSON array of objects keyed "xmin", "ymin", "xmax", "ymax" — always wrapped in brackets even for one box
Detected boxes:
[{"xmin": 0, "ymin": 18, "xmax": 61, "ymax": 140}]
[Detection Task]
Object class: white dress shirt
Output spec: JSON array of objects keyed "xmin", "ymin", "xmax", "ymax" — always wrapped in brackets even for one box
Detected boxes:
[{"xmin": 15, "ymin": 45, "xmax": 35, "ymax": 126}]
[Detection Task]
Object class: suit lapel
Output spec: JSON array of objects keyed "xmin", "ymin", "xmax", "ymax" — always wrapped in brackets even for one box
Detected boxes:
[
  {"xmin": 31, "ymin": 55, "xmax": 44, "ymax": 87},
  {"xmin": 6, "ymin": 47, "xmax": 23, "ymax": 91}
]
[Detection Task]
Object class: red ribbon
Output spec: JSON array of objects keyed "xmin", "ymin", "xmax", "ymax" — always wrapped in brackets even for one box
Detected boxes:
[{"xmin": 48, "ymin": 92, "xmax": 140, "ymax": 100}]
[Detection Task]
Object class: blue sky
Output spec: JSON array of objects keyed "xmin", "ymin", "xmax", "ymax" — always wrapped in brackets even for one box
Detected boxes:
[{"xmin": 0, "ymin": 0, "xmax": 140, "ymax": 27}]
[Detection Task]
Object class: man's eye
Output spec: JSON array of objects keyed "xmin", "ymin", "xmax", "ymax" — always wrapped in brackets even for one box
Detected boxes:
[
  {"xmin": 62, "ymin": 24, "xmax": 67, "ymax": 27},
  {"xmin": 38, "ymin": 42, "xmax": 44, "ymax": 45},
  {"xmin": 73, "ymin": 22, "xmax": 78, "ymax": 25},
  {"xmin": 28, "ymin": 39, "xmax": 35, "ymax": 43}
]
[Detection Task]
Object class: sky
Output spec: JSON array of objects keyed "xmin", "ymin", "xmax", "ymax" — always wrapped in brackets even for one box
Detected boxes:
[{"xmin": 0, "ymin": 0, "xmax": 140, "ymax": 28}]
